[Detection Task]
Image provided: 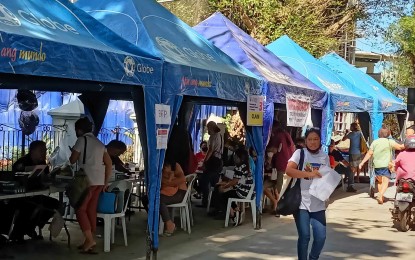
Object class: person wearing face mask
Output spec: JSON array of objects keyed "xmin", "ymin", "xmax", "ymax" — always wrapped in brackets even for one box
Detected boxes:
[
  {"xmin": 193, "ymin": 141, "xmax": 208, "ymax": 199},
  {"xmin": 286, "ymin": 128, "xmax": 329, "ymax": 260}
]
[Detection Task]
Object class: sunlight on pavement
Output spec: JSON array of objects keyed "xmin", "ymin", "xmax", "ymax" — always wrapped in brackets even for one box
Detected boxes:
[
  {"xmin": 207, "ymin": 235, "xmax": 244, "ymax": 243},
  {"xmin": 218, "ymin": 251, "xmax": 295, "ymax": 259}
]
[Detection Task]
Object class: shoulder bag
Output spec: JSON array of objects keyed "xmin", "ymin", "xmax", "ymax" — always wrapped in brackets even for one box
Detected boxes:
[
  {"xmin": 66, "ymin": 136, "xmax": 90, "ymax": 209},
  {"xmin": 276, "ymin": 149, "xmax": 305, "ymax": 216}
]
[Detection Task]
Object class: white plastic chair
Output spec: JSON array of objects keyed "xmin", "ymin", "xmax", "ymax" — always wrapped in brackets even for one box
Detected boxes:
[
  {"xmin": 97, "ymin": 180, "xmax": 133, "ymax": 252},
  {"xmin": 224, "ymin": 183, "xmax": 256, "ymax": 228},
  {"xmin": 207, "ymin": 167, "xmax": 234, "ymax": 213},
  {"xmin": 159, "ymin": 174, "xmax": 196, "ymax": 235}
]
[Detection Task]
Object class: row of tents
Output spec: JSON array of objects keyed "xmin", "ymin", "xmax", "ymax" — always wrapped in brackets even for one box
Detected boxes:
[{"xmin": 0, "ymin": 0, "xmax": 405, "ymax": 256}]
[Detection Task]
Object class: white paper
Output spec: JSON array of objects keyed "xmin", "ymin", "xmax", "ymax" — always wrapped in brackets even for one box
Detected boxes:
[
  {"xmin": 309, "ymin": 165, "xmax": 342, "ymax": 201},
  {"xmin": 155, "ymin": 104, "xmax": 171, "ymax": 125},
  {"xmin": 156, "ymin": 128, "xmax": 169, "ymax": 149}
]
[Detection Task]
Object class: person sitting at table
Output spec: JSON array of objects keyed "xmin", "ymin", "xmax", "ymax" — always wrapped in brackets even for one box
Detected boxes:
[
  {"xmin": 106, "ymin": 140, "xmax": 131, "ymax": 174},
  {"xmin": 329, "ymin": 140, "xmax": 356, "ymax": 192},
  {"xmin": 13, "ymin": 140, "xmax": 48, "ymax": 172},
  {"xmin": 211, "ymin": 147, "xmax": 254, "ymax": 221},
  {"xmin": 10, "ymin": 141, "xmax": 59, "ymax": 241},
  {"xmin": 159, "ymin": 155, "xmax": 187, "ymax": 236}
]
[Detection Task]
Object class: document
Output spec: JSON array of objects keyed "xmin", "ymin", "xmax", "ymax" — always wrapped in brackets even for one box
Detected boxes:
[{"xmin": 309, "ymin": 165, "xmax": 341, "ymax": 201}]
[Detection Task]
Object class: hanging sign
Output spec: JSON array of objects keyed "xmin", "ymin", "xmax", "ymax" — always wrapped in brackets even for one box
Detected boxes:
[
  {"xmin": 155, "ymin": 104, "xmax": 171, "ymax": 125},
  {"xmin": 156, "ymin": 128, "xmax": 169, "ymax": 149},
  {"xmin": 286, "ymin": 93, "xmax": 311, "ymax": 127},
  {"xmin": 247, "ymin": 95, "xmax": 264, "ymax": 126}
]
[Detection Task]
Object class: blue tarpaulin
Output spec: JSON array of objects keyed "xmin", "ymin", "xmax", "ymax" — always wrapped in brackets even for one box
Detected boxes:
[
  {"xmin": 320, "ymin": 52, "xmax": 406, "ymax": 139},
  {"xmin": 194, "ymin": 13, "xmax": 327, "ymax": 109},
  {"xmin": 193, "ymin": 12, "xmax": 329, "ymax": 210},
  {"xmin": 76, "ymin": 0, "xmax": 264, "ymax": 252},
  {"xmin": 266, "ymin": 36, "xmax": 374, "ymax": 147}
]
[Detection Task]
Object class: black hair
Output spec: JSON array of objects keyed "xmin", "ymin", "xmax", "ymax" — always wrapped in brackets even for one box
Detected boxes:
[
  {"xmin": 407, "ymin": 125, "xmax": 415, "ymax": 131},
  {"xmin": 163, "ymin": 153, "xmax": 177, "ymax": 171},
  {"xmin": 305, "ymin": 128, "xmax": 321, "ymax": 139},
  {"xmin": 234, "ymin": 146, "xmax": 249, "ymax": 165},
  {"xmin": 75, "ymin": 117, "xmax": 93, "ymax": 134},
  {"xmin": 29, "ymin": 140, "xmax": 46, "ymax": 154},
  {"xmin": 107, "ymin": 140, "xmax": 127, "ymax": 151},
  {"xmin": 200, "ymin": 141, "xmax": 207, "ymax": 147}
]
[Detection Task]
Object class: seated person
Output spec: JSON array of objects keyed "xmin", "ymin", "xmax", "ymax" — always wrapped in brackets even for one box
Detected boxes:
[
  {"xmin": 13, "ymin": 140, "xmax": 48, "ymax": 172},
  {"xmin": 295, "ymin": 137, "xmax": 305, "ymax": 149},
  {"xmin": 10, "ymin": 141, "xmax": 59, "ymax": 241},
  {"xmin": 159, "ymin": 157, "xmax": 187, "ymax": 236},
  {"xmin": 329, "ymin": 140, "xmax": 356, "ymax": 192},
  {"xmin": 211, "ymin": 147, "xmax": 254, "ymax": 219},
  {"xmin": 106, "ymin": 140, "xmax": 131, "ymax": 174},
  {"xmin": 193, "ymin": 141, "xmax": 208, "ymax": 199}
]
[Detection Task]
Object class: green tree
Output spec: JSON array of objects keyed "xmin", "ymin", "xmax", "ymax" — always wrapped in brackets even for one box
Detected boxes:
[
  {"xmin": 164, "ymin": 0, "xmax": 412, "ymax": 57},
  {"xmin": 387, "ymin": 13, "xmax": 415, "ymax": 87}
]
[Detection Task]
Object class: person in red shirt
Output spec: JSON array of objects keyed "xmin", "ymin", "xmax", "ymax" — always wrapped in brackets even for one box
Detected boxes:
[
  {"xmin": 193, "ymin": 141, "xmax": 208, "ymax": 199},
  {"xmin": 264, "ymin": 122, "xmax": 295, "ymax": 213}
]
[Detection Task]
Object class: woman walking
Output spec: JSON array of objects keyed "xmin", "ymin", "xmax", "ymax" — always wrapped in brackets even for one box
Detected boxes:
[
  {"xmin": 286, "ymin": 128, "xmax": 329, "ymax": 260},
  {"xmin": 359, "ymin": 127, "xmax": 404, "ymax": 204},
  {"xmin": 70, "ymin": 117, "xmax": 112, "ymax": 254}
]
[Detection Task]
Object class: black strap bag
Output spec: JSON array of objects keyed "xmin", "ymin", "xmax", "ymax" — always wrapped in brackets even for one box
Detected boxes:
[
  {"xmin": 276, "ymin": 149, "xmax": 305, "ymax": 216},
  {"xmin": 65, "ymin": 136, "xmax": 90, "ymax": 209}
]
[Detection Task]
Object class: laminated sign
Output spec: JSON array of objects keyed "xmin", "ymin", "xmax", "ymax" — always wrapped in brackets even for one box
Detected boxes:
[
  {"xmin": 155, "ymin": 104, "xmax": 171, "ymax": 125},
  {"xmin": 156, "ymin": 129, "xmax": 169, "ymax": 149},
  {"xmin": 286, "ymin": 93, "xmax": 311, "ymax": 127},
  {"xmin": 247, "ymin": 95, "xmax": 264, "ymax": 126}
]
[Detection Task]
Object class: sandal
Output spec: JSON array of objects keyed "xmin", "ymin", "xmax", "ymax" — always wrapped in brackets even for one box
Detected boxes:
[
  {"xmin": 163, "ymin": 224, "xmax": 176, "ymax": 237},
  {"xmin": 80, "ymin": 248, "xmax": 98, "ymax": 255}
]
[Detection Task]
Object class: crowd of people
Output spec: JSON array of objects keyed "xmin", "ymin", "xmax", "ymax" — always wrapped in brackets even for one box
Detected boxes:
[{"xmin": 2, "ymin": 113, "xmax": 415, "ymax": 259}]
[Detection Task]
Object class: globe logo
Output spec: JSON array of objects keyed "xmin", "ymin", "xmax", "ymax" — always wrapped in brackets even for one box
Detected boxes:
[
  {"xmin": 0, "ymin": 4, "xmax": 21, "ymax": 27},
  {"xmin": 123, "ymin": 56, "xmax": 136, "ymax": 77},
  {"xmin": 156, "ymin": 37, "xmax": 190, "ymax": 63}
]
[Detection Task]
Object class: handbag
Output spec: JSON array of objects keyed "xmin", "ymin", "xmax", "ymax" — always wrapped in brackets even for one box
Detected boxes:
[
  {"xmin": 97, "ymin": 191, "xmax": 118, "ymax": 214},
  {"xmin": 66, "ymin": 136, "xmax": 90, "ymax": 209},
  {"xmin": 276, "ymin": 149, "xmax": 305, "ymax": 216}
]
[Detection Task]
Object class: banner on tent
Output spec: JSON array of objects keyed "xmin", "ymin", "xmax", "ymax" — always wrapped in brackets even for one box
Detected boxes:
[
  {"xmin": 247, "ymin": 95, "xmax": 264, "ymax": 126},
  {"xmin": 156, "ymin": 128, "xmax": 169, "ymax": 149},
  {"xmin": 286, "ymin": 93, "xmax": 311, "ymax": 127},
  {"xmin": 155, "ymin": 104, "xmax": 171, "ymax": 125}
]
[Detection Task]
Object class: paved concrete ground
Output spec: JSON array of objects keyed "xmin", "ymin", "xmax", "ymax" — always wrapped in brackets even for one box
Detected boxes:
[{"xmin": 2, "ymin": 182, "xmax": 415, "ymax": 260}]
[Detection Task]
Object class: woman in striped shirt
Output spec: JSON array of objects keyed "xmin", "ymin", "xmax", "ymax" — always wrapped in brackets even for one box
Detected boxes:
[{"xmin": 213, "ymin": 147, "xmax": 254, "ymax": 218}]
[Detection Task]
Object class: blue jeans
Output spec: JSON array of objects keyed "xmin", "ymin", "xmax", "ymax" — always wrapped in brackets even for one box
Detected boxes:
[{"xmin": 294, "ymin": 209, "xmax": 326, "ymax": 260}]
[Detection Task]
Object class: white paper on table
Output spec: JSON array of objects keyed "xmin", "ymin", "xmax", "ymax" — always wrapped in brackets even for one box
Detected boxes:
[{"xmin": 309, "ymin": 165, "xmax": 342, "ymax": 201}]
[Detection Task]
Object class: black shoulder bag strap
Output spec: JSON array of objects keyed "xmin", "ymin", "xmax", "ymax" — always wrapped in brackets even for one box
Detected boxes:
[
  {"xmin": 82, "ymin": 136, "xmax": 87, "ymax": 166},
  {"xmin": 292, "ymin": 148, "xmax": 305, "ymax": 187}
]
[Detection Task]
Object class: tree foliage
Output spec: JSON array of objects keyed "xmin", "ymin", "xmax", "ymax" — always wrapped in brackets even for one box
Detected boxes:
[
  {"xmin": 387, "ymin": 13, "xmax": 415, "ymax": 87},
  {"xmin": 164, "ymin": 0, "xmax": 412, "ymax": 57}
]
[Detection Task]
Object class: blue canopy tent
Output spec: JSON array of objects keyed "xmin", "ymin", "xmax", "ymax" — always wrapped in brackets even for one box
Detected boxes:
[
  {"xmin": 0, "ymin": 0, "xmax": 165, "ymax": 245},
  {"xmin": 320, "ymin": 52, "xmax": 406, "ymax": 139},
  {"xmin": 76, "ymin": 0, "xmax": 264, "ymax": 255},
  {"xmin": 266, "ymin": 35, "xmax": 374, "ymax": 148},
  {"xmin": 194, "ymin": 12, "xmax": 328, "ymax": 153}
]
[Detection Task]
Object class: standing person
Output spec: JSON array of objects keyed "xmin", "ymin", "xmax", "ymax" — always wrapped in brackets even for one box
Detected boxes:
[
  {"xmin": 359, "ymin": 127, "xmax": 404, "ymax": 204},
  {"xmin": 69, "ymin": 117, "xmax": 112, "ymax": 254},
  {"xmin": 106, "ymin": 140, "xmax": 131, "ymax": 174},
  {"xmin": 329, "ymin": 140, "xmax": 356, "ymax": 192},
  {"xmin": 394, "ymin": 135, "xmax": 415, "ymax": 182},
  {"xmin": 286, "ymin": 128, "xmax": 329, "ymax": 260},
  {"xmin": 343, "ymin": 123, "xmax": 362, "ymax": 182},
  {"xmin": 198, "ymin": 121, "xmax": 223, "ymax": 208},
  {"xmin": 266, "ymin": 122, "xmax": 295, "ymax": 199}
]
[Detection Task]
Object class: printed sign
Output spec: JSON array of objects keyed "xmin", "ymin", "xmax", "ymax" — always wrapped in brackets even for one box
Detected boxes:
[
  {"xmin": 155, "ymin": 104, "xmax": 171, "ymax": 125},
  {"xmin": 286, "ymin": 93, "xmax": 311, "ymax": 127},
  {"xmin": 156, "ymin": 128, "xmax": 169, "ymax": 149},
  {"xmin": 247, "ymin": 95, "xmax": 264, "ymax": 126}
]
